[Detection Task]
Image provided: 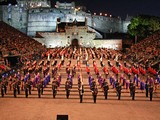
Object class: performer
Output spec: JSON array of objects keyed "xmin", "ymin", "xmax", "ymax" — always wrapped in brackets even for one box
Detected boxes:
[
  {"xmin": 37, "ymin": 81, "xmax": 43, "ymax": 98},
  {"xmin": 24, "ymin": 82, "xmax": 29, "ymax": 98},
  {"xmin": 65, "ymin": 79, "xmax": 71, "ymax": 99},
  {"xmin": 52, "ymin": 79, "xmax": 58, "ymax": 98},
  {"xmin": 92, "ymin": 85, "xmax": 98, "ymax": 103},
  {"xmin": 131, "ymin": 83, "xmax": 136, "ymax": 100},
  {"xmin": 3, "ymin": 78, "xmax": 8, "ymax": 95},
  {"xmin": 16, "ymin": 79, "xmax": 21, "ymax": 95},
  {"xmin": 0, "ymin": 81, "xmax": 5, "ymax": 97},
  {"xmin": 149, "ymin": 85, "xmax": 154, "ymax": 101},
  {"xmin": 129, "ymin": 80, "xmax": 133, "ymax": 97},
  {"xmin": 78, "ymin": 82, "xmax": 84, "ymax": 103},
  {"xmin": 145, "ymin": 81, "xmax": 149, "ymax": 97},
  {"xmin": 102, "ymin": 80, "xmax": 109, "ymax": 99},
  {"xmin": 140, "ymin": 80, "xmax": 145, "ymax": 93},
  {"xmin": 12, "ymin": 81, "xmax": 17, "ymax": 98},
  {"xmin": 116, "ymin": 84, "xmax": 122, "ymax": 100},
  {"xmin": 28, "ymin": 79, "xmax": 32, "ymax": 95}
]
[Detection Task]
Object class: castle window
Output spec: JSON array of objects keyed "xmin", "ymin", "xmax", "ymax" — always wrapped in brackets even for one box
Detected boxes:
[{"xmin": 69, "ymin": 18, "xmax": 72, "ymax": 21}]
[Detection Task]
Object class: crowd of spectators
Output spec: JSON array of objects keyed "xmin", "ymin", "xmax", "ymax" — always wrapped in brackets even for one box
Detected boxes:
[
  {"xmin": 125, "ymin": 31, "xmax": 160, "ymax": 70},
  {"xmin": 0, "ymin": 21, "xmax": 46, "ymax": 74},
  {"xmin": 0, "ymin": 21, "xmax": 159, "ymax": 76}
]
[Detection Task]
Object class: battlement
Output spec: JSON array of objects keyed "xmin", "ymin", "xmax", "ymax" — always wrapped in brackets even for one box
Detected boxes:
[
  {"xmin": 55, "ymin": 1, "xmax": 75, "ymax": 9},
  {"xmin": 0, "ymin": 1, "xmax": 131, "ymax": 36},
  {"xmin": 17, "ymin": 0, "xmax": 50, "ymax": 9}
]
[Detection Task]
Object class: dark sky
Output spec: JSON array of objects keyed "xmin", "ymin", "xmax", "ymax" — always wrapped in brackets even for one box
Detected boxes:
[
  {"xmin": 51, "ymin": 0, "xmax": 160, "ymax": 19},
  {"xmin": 1, "ymin": 0, "xmax": 160, "ymax": 19}
]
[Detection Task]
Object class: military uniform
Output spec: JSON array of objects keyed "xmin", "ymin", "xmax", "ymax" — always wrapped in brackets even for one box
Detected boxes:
[
  {"xmin": 115, "ymin": 81, "xmax": 119, "ymax": 90},
  {"xmin": 131, "ymin": 84, "xmax": 136, "ymax": 100},
  {"xmin": 13, "ymin": 82, "xmax": 17, "ymax": 98},
  {"xmin": 0, "ymin": 82, "xmax": 5, "ymax": 97},
  {"xmin": 27, "ymin": 80, "xmax": 32, "ymax": 95},
  {"xmin": 24, "ymin": 82, "xmax": 29, "ymax": 98},
  {"xmin": 149, "ymin": 85, "xmax": 154, "ymax": 101},
  {"xmin": 91, "ymin": 80, "xmax": 96, "ymax": 91},
  {"xmin": 116, "ymin": 85, "xmax": 122, "ymax": 100},
  {"xmin": 129, "ymin": 81, "xmax": 134, "ymax": 97},
  {"xmin": 52, "ymin": 80, "xmax": 58, "ymax": 98},
  {"xmin": 145, "ymin": 82, "xmax": 149, "ymax": 97},
  {"xmin": 92, "ymin": 87, "xmax": 98, "ymax": 103},
  {"xmin": 4, "ymin": 80, "xmax": 8, "ymax": 94},
  {"xmin": 17, "ymin": 80, "xmax": 21, "ymax": 95},
  {"xmin": 102, "ymin": 81, "xmax": 109, "ymax": 99},
  {"xmin": 37, "ymin": 81, "xmax": 43, "ymax": 98},
  {"xmin": 78, "ymin": 85, "xmax": 84, "ymax": 103},
  {"xmin": 65, "ymin": 80, "xmax": 71, "ymax": 99},
  {"xmin": 78, "ymin": 80, "xmax": 84, "ymax": 103}
]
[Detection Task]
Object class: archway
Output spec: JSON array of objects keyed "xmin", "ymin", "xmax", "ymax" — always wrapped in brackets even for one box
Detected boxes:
[{"xmin": 71, "ymin": 39, "xmax": 79, "ymax": 48}]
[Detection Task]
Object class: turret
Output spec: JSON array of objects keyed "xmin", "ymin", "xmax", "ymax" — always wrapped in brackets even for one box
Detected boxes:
[{"xmin": 17, "ymin": 0, "xmax": 51, "ymax": 9}]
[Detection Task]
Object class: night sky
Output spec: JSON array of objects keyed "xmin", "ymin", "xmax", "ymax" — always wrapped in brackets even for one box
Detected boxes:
[
  {"xmin": 1, "ymin": 0, "xmax": 160, "ymax": 19},
  {"xmin": 53, "ymin": 0, "xmax": 160, "ymax": 19}
]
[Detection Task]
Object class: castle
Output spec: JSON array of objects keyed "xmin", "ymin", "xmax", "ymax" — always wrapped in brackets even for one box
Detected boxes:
[{"xmin": 0, "ymin": 0, "xmax": 130, "ymax": 49}]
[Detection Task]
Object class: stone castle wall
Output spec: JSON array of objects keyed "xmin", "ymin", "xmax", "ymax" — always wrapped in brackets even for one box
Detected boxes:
[
  {"xmin": 1, "ymin": 5, "xmax": 130, "ymax": 36},
  {"xmin": 93, "ymin": 39, "xmax": 122, "ymax": 50},
  {"xmin": 34, "ymin": 35, "xmax": 122, "ymax": 50},
  {"xmin": 2, "ymin": 5, "xmax": 28, "ymax": 33},
  {"xmin": 0, "ymin": 6, "xmax": 2, "ymax": 21},
  {"xmin": 35, "ymin": 28, "xmax": 96, "ymax": 48}
]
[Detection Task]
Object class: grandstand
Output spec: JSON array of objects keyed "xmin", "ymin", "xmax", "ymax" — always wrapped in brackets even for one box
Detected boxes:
[{"xmin": 0, "ymin": 18, "xmax": 160, "ymax": 120}]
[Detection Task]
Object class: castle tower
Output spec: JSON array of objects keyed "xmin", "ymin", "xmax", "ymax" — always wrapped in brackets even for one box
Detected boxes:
[{"xmin": 17, "ymin": 0, "xmax": 51, "ymax": 9}]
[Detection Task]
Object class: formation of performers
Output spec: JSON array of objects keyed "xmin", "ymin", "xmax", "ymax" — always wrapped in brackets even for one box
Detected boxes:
[{"xmin": 0, "ymin": 46, "xmax": 159, "ymax": 103}]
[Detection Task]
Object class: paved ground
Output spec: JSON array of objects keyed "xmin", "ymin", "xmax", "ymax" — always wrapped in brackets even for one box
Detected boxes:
[
  {"xmin": 0, "ymin": 51, "xmax": 160, "ymax": 120},
  {"xmin": 0, "ymin": 97, "xmax": 160, "ymax": 120}
]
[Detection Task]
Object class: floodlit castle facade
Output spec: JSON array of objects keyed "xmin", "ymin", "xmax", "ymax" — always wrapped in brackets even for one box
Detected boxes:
[{"xmin": 0, "ymin": 0, "xmax": 129, "ymax": 49}]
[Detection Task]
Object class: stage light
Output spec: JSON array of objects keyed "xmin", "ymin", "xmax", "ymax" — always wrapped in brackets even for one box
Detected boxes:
[
  {"xmin": 105, "ymin": 14, "xmax": 107, "ymax": 16},
  {"xmin": 100, "ymin": 13, "xmax": 102, "ymax": 16}
]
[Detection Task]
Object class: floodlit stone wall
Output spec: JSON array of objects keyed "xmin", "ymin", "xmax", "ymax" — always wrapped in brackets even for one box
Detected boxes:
[{"xmin": 1, "ymin": 4, "xmax": 130, "ymax": 36}]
